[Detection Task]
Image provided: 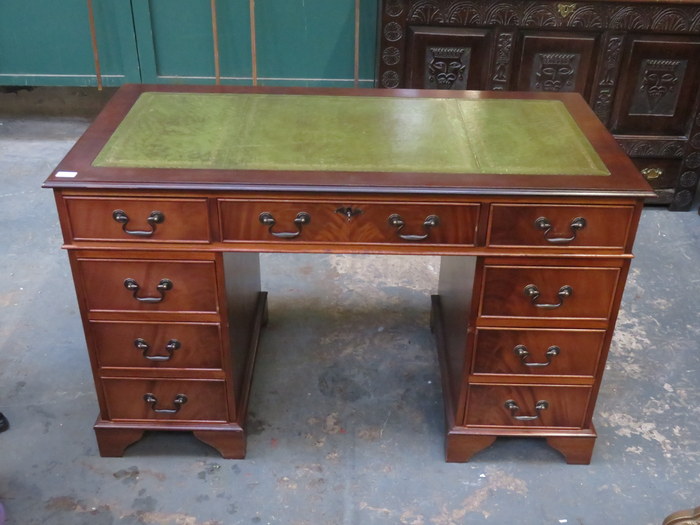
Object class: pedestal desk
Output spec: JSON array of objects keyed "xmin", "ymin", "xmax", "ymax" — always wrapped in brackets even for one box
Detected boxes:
[{"xmin": 44, "ymin": 85, "xmax": 653, "ymax": 464}]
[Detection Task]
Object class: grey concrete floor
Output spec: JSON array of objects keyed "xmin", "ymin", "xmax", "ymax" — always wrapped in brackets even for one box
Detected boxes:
[{"xmin": 0, "ymin": 112, "xmax": 699, "ymax": 525}]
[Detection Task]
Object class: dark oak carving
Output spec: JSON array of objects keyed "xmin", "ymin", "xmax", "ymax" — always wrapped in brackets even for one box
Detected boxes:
[
  {"xmin": 532, "ymin": 52, "xmax": 578, "ymax": 91},
  {"xmin": 426, "ymin": 46, "xmax": 470, "ymax": 88}
]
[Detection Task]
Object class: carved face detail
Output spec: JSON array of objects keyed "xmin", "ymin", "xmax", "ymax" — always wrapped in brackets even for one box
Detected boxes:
[
  {"xmin": 429, "ymin": 60, "xmax": 466, "ymax": 87},
  {"xmin": 641, "ymin": 64, "xmax": 679, "ymax": 108},
  {"xmin": 426, "ymin": 47, "xmax": 470, "ymax": 90},
  {"xmin": 533, "ymin": 53, "xmax": 578, "ymax": 92}
]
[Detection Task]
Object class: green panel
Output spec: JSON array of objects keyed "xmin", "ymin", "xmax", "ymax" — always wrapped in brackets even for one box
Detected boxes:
[
  {"xmin": 0, "ymin": 0, "xmax": 139, "ymax": 86},
  {"xmin": 132, "ymin": 0, "xmax": 377, "ymax": 86},
  {"xmin": 132, "ymin": 0, "xmax": 252, "ymax": 84},
  {"xmin": 94, "ymin": 92, "xmax": 609, "ymax": 176},
  {"xmin": 256, "ymin": 0, "xmax": 377, "ymax": 85}
]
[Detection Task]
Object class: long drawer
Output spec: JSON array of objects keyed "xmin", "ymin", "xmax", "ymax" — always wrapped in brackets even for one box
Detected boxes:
[
  {"xmin": 102, "ymin": 378, "xmax": 229, "ymax": 422},
  {"xmin": 76, "ymin": 258, "xmax": 219, "ymax": 315},
  {"xmin": 464, "ymin": 385, "xmax": 592, "ymax": 428},
  {"xmin": 218, "ymin": 199, "xmax": 479, "ymax": 245},
  {"xmin": 89, "ymin": 321, "xmax": 224, "ymax": 370},
  {"xmin": 478, "ymin": 265, "xmax": 620, "ymax": 322},
  {"xmin": 471, "ymin": 328, "xmax": 606, "ymax": 378},
  {"xmin": 62, "ymin": 196, "xmax": 211, "ymax": 243}
]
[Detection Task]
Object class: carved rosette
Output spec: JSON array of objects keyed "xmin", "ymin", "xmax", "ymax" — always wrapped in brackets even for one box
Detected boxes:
[{"xmin": 672, "ymin": 114, "xmax": 700, "ymax": 210}]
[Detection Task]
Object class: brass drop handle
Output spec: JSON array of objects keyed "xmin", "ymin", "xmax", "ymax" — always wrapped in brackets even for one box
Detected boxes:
[
  {"xmin": 143, "ymin": 393, "xmax": 188, "ymax": 414},
  {"xmin": 134, "ymin": 338, "xmax": 181, "ymax": 361},
  {"xmin": 504, "ymin": 399, "xmax": 549, "ymax": 421},
  {"xmin": 112, "ymin": 209, "xmax": 164, "ymax": 237},
  {"xmin": 124, "ymin": 278, "xmax": 173, "ymax": 303},
  {"xmin": 534, "ymin": 216, "xmax": 586, "ymax": 244},
  {"xmin": 259, "ymin": 211, "xmax": 310, "ymax": 239},
  {"xmin": 513, "ymin": 345, "xmax": 560, "ymax": 367},
  {"xmin": 524, "ymin": 284, "xmax": 572, "ymax": 309},
  {"xmin": 641, "ymin": 167, "xmax": 663, "ymax": 180},
  {"xmin": 387, "ymin": 214, "xmax": 440, "ymax": 241}
]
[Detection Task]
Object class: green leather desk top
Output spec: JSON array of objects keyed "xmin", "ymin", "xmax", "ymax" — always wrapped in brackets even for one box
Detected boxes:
[{"xmin": 93, "ymin": 92, "xmax": 609, "ymax": 177}]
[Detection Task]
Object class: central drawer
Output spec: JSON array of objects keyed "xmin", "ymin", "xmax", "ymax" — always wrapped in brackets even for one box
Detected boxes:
[
  {"xmin": 102, "ymin": 378, "xmax": 229, "ymax": 422},
  {"xmin": 77, "ymin": 258, "xmax": 219, "ymax": 315},
  {"xmin": 89, "ymin": 321, "xmax": 224, "ymax": 370},
  {"xmin": 218, "ymin": 199, "xmax": 479, "ymax": 245}
]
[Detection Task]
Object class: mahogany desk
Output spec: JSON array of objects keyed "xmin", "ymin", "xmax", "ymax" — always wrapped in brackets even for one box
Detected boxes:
[{"xmin": 44, "ymin": 85, "xmax": 653, "ymax": 464}]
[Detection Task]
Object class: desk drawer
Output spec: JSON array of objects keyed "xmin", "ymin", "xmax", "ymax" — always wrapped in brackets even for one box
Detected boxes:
[
  {"xmin": 472, "ymin": 328, "xmax": 605, "ymax": 378},
  {"xmin": 90, "ymin": 321, "xmax": 223, "ymax": 370},
  {"xmin": 102, "ymin": 378, "xmax": 228, "ymax": 422},
  {"xmin": 63, "ymin": 196, "xmax": 210, "ymax": 243},
  {"xmin": 479, "ymin": 265, "xmax": 620, "ymax": 321},
  {"xmin": 219, "ymin": 199, "xmax": 479, "ymax": 245},
  {"xmin": 465, "ymin": 385, "xmax": 591, "ymax": 428},
  {"xmin": 487, "ymin": 204, "xmax": 634, "ymax": 250},
  {"xmin": 77, "ymin": 258, "xmax": 219, "ymax": 314}
]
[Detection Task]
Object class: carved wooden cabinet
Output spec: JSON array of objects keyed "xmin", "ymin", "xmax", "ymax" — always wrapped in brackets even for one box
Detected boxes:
[{"xmin": 376, "ymin": 0, "xmax": 700, "ymax": 209}]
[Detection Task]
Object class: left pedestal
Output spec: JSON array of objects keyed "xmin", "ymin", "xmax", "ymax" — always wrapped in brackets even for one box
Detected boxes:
[{"xmin": 66, "ymin": 245, "xmax": 265, "ymax": 459}]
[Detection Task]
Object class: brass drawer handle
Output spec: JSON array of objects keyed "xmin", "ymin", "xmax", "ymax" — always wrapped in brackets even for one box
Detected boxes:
[
  {"xmin": 534, "ymin": 216, "xmax": 586, "ymax": 244},
  {"xmin": 504, "ymin": 399, "xmax": 549, "ymax": 421},
  {"xmin": 112, "ymin": 209, "xmax": 164, "ymax": 237},
  {"xmin": 143, "ymin": 393, "xmax": 188, "ymax": 414},
  {"xmin": 641, "ymin": 167, "xmax": 663, "ymax": 180},
  {"xmin": 124, "ymin": 278, "xmax": 173, "ymax": 303},
  {"xmin": 513, "ymin": 344, "xmax": 560, "ymax": 367},
  {"xmin": 524, "ymin": 284, "xmax": 572, "ymax": 309},
  {"xmin": 387, "ymin": 214, "xmax": 440, "ymax": 241},
  {"xmin": 134, "ymin": 338, "xmax": 181, "ymax": 361},
  {"xmin": 259, "ymin": 211, "xmax": 310, "ymax": 239}
]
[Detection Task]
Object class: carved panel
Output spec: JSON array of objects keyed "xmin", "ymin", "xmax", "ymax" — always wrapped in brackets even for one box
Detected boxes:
[
  {"xmin": 629, "ymin": 59, "xmax": 686, "ymax": 116},
  {"xmin": 492, "ymin": 32, "xmax": 514, "ymax": 90},
  {"xmin": 426, "ymin": 47, "xmax": 471, "ymax": 89},
  {"xmin": 522, "ymin": 4, "xmax": 559, "ymax": 27},
  {"xmin": 532, "ymin": 53, "xmax": 579, "ymax": 91},
  {"xmin": 592, "ymin": 35, "xmax": 623, "ymax": 123},
  {"xmin": 616, "ymin": 139, "xmax": 685, "ymax": 158}
]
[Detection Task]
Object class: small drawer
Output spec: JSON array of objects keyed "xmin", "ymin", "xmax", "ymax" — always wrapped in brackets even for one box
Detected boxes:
[
  {"xmin": 472, "ymin": 328, "xmax": 606, "ymax": 378},
  {"xmin": 479, "ymin": 265, "xmax": 620, "ymax": 321},
  {"xmin": 464, "ymin": 385, "xmax": 591, "ymax": 428},
  {"xmin": 77, "ymin": 258, "xmax": 219, "ymax": 314},
  {"xmin": 219, "ymin": 199, "xmax": 479, "ymax": 246},
  {"xmin": 487, "ymin": 204, "xmax": 634, "ymax": 250},
  {"xmin": 90, "ymin": 321, "xmax": 223, "ymax": 369},
  {"xmin": 102, "ymin": 378, "xmax": 228, "ymax": 422},
  {"xmin": 63, "ymin": 196, "xmax": 210, "ymax": 243}
]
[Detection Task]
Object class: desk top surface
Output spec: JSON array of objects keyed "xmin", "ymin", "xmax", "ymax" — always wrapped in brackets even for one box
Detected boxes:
[{"xmin": 45, "ymin": 84, "xmax": 653, "ymax": 198}]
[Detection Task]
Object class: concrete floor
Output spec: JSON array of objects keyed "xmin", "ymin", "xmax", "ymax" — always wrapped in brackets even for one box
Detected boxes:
[{"xmin": 0, "ymin": 104, "xmax": 699, "ymax": 524}]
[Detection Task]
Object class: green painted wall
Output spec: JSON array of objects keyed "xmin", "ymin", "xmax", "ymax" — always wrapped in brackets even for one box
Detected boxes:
[{"xmin": 0, "ymin": 0, "xmax": 378, "ymax": 88}]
